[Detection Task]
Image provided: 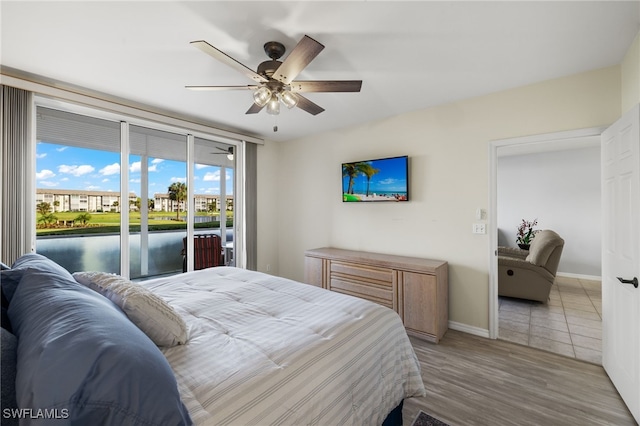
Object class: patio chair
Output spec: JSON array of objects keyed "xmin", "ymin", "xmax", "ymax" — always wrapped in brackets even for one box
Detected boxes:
[{"xmin": 182, "ymin": 234, "xmax": 223, "ymax": 272}]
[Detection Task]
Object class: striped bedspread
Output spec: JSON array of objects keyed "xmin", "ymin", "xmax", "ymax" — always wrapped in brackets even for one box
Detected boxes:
[{"xmin": 143, "ymin": 267, "xmax": 426, "ymax": 426}]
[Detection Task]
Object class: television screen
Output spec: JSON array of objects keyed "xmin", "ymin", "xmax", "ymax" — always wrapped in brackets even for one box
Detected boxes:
[{"xmin": 342, "ymin": 155, "xmax": 409, "ymax": 202}]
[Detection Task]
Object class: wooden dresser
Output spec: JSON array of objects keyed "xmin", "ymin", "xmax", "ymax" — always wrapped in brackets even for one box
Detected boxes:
[{"xmin": 304, "ymin": 247, "xmax": 448, "ymax": 343}]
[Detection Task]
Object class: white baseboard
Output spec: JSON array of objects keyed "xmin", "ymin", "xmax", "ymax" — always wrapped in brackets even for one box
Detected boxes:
[
  {"xmin": 556, "ymin": 272, "xmax": 601, "ymax": 281},
  {"xmin": 448, "ymin": 321, "xmax": 491, "ymax": 339}
]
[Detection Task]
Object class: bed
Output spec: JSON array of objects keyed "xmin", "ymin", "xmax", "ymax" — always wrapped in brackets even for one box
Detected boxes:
[{"xmin": 1, "ymin": 254, "xmax": 425, "ymax": 425}]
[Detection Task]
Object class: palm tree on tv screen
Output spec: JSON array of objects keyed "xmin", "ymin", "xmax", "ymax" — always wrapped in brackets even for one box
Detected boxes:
[
  {"xmin": 342, "ymin": 163, "xmax": 359, "ymax": 194},
  {"xmin": 358, "ymin": 163, "xmax": 380, "ymax": 197}
]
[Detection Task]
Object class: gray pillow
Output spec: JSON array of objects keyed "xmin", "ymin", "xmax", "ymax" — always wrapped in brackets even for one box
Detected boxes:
[
  {"xmin": 2, "ymin": 253, "xmax": 75, "ymax": 304},
  {"xmin": 1, "ymin": 328, "xmax": 18, "ymax": 426},
  {"xmin": 8, "ymin": 268, "xmax": 193, "ymax": 425}
]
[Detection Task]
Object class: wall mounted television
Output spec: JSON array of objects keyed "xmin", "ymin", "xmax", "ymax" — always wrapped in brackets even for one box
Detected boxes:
[{"xmin": 342, "ymin": 155, "xmax": 409, "ymax": 202}]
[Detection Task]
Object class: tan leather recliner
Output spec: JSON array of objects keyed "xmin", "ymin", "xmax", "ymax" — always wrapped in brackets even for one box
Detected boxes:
[{"xmin": 498, "ymin": 230, "xmax": 565, "ymax": 303}]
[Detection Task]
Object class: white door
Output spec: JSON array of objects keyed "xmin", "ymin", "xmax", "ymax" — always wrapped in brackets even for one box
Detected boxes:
[{"xmin": 601, "ymin": 104, "xmax": 639, "ymax": 424}]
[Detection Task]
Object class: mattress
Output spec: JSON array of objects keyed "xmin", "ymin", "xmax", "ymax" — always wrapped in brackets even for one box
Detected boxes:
[{"xmin": 143, "ymin": 267, "xmax": 426, "ymax": 425}]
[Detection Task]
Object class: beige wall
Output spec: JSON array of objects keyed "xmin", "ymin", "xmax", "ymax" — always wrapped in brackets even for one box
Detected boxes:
[
  {"xmin": 621, "ymin": 31, "xmax": 640, "ymax": 113},
  {"xmin": 257, "ymin": 65, "xmax": 620, "ymax": 332}
]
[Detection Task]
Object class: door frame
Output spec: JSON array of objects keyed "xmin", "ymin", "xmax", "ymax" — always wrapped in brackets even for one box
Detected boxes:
[{"xmin": 488, "ymin": 126, "xmax": 606, "ymax": 339}]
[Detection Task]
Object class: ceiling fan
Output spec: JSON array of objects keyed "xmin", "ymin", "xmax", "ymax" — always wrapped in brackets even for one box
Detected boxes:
[
  {"xmin": 211, "ymin": 146, "xmax": 234, "ymax": 160},
  {"xmin": 186, "ymin": 35, "xmax": 362, "ymax": 117}
]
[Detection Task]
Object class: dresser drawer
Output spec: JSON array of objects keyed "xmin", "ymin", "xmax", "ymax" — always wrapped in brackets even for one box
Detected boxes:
[
  {"xmin": 330, "ymin": 277, "xmax": 393, "ymax": 304},
  {"xmin": 330, "ymin": 261, "xmax": 393, "ymax": 284}
]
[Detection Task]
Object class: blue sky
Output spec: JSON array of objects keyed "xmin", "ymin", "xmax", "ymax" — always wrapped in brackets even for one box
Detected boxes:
[
  {"xmin": 36, "ymin": 142, "xmax": 233, "ymax": 197},
  {"xmin": 342, "ymin": 156, "xmax": 408, "ymax": 194}
]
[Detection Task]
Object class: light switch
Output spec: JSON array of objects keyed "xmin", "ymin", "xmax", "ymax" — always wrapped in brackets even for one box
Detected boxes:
[{"xmin": 472, "ymin": 223, "xmax": 486, "ymax": 234}]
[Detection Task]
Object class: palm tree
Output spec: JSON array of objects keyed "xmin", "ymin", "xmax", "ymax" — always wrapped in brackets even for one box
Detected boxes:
[
  {"xmin": 168, "ymin": 182, "xmax": 187, "ymax": 220},
  {"xmin": 74, "ymin": 212, "xmax": 92, "ymax": 226},
  {"xmin": 37, "ymin": 212, "xmax": 57, "ymax": 228},
  {"xmin": 36, "ymin": 201, "xmax": 52, "ymax": 216},
  {"xmin": 358, "ymin": 163, "xmax": 380, "ymax": 197},
  {"xmin": 342, "ymin": 163, "xmax": 360, "ymax": 195}
]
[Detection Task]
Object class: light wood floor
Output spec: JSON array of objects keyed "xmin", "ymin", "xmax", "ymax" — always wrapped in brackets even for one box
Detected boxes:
[{"xmin": 402, "ymin": 330, "xmax": 636, "ymax": 426}]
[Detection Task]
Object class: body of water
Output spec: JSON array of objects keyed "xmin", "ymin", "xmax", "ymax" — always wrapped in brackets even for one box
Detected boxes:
[{"xmin": 37, "ymin": 229, "xmax": 233, "ymax": 278}]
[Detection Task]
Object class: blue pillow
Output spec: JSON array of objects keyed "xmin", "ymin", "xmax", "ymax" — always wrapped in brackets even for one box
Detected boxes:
[
  {"xmin": 8, "ymin": 268, "xmax": 192, "ymax": 426},
  {"xmin": 1, "ymin": 269, "xmax": 24, "ymax": 305},
  {"xmin": 1, "ymin": 328, "xmax": 18, "ymax": 426},
  {"xmin": 2, "ymin": 253, "xmax": 75, "ymax": 304},
  {"xmin": 12, "ymin": 252, "xmax": 74, "ymax": 276}
]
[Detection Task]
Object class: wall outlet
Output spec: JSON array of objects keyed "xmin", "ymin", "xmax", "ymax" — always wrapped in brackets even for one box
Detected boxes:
[
  {"xmin": 266, "ymin": 264, "xmax": 271, "ymax": 272},
  {"xmin": 472, "ymin": 223, "xmax": 486, "ymax": 234}
]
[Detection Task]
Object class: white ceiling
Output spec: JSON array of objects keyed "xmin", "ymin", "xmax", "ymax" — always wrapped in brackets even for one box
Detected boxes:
[{"xmin": 1, "ymin": 1, "xmax": 639, "ymax": 142}]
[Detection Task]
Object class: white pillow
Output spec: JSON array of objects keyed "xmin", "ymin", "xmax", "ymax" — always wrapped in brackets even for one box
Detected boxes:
[{"xmin": 73, "ymin": 271, "xmax": 188, "ymax": 347}]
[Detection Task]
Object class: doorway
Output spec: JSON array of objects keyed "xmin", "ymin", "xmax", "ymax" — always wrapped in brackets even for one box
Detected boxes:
[{"xmin": 489, "ymin": 127, "xmax": 606, "ymax": 360}]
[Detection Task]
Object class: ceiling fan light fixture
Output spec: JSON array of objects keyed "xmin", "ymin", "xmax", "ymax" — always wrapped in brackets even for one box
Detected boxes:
[
  {"xmin": 253, "ymin": 86, "xmax": 272, "ymax": 107},
  {"xmin": 266, "ymin": 95, "xmax": 280, "ymax": 115},
  {"xmin": 280, "ymin": 91, "xmax": 298, "ymax": 109}
]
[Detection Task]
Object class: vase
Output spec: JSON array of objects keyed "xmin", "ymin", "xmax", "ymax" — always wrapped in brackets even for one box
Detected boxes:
[{"xmin": 518, "ymin": 244, "xmax": 530, "ymax": 250}]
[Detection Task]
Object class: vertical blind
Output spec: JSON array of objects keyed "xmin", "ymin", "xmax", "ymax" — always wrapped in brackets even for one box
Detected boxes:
[{"xmin": 1, "ymin": 85, "xmax": 34, "ymax": 264}]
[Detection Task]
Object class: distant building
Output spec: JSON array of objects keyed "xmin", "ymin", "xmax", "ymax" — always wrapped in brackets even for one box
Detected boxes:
[
  {"xmin": 153, "ymin": 193, "xmax": 233, "ymax": 212},
  {"xmin": 36, "ymin": 189, "xmax": 233, "ymax": 213},
  {"xmin": 36, "ymin": 189, "xmax": 136, "ymax": 212}
]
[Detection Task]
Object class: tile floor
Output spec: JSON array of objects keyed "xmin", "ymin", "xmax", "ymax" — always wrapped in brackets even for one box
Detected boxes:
[{"xmin": 498, "ymin": 275, "xmax": 602, "ymax": 365}]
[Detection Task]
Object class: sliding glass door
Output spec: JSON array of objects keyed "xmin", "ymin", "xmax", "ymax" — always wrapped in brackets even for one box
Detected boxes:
[
  {"xmin": 35, "ymin": 107, "xmax": 122, "ymax": 273},
  {"xmin": 35, "ymin": 104, "xmax": 239, "ymax": 278},
  {"xmin": 129, "ymin": 125, "xmax": 187, "ymax": 279},
  {"xmin": 194, "ymin": 137, "xmax": 236, "ymax": 266}
]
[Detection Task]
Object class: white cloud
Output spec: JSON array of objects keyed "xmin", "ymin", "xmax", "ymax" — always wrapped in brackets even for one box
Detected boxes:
[
  {"xmin": 151, "ymin": 158, "xmax": 164, "ymax": 165},
  {"xmin": 130, "ymin": 178, "xmax": 141, "ymax": 183},
  {"xmin": 102, "ymin": 178, "xmax": 110, "ymax": 183},
  {"xmin": 170, "ymin": 176, "xmax": 186, "ymax": 183},
  {"xmin": 100, "ymin": 163, "xmax": 120, "ymax": 176},
  {"xmin": 56, "ymin": 147, "xmax": 68, "ymax": 152},
  {"xmin": 39, "ymin": 181, "xmax": 58, "ymax": 187},
  {"xmin": 203, "ymin": 170, "xmax": 221, "ymax": 182},
  {"xmin": 86, "ymin": 185, "xmax": 101, "ymax": 190},
  {"xmin": 58, "ymin": 164, "xmax": 95, "ymax": 176},
  {"xmin": 36, "ymin": 169, "xmax": 55, "ymax": 180},
  {"xmin": 130, "ymin": 161, "xmax": 158, "ymax": 172},
  {"xmin": 36, "ymin": 153, "xmax": 47, "ymax": 159},
  {"xmin": 195, "ymin": 164, "xmax": 210, "ymax": 170}
]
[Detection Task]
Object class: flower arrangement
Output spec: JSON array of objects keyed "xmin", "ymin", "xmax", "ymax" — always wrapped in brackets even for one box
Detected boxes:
[{"xmin": 516, "ymin": 218, "xmax": 538, "ymax": 248}]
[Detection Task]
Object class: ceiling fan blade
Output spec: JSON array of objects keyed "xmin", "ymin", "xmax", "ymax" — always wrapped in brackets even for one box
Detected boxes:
[
  {"xmin": 246, "ymin": 103, "xmax": 264, "ymax": 114},
  {"xmin": 185, "ymin": 85, "xmax": 258, "ymax": 91},
  {"xmin": 190, "ymin": 40, "xmax": 268, "ymax": 84},
  {"xmin": 273, "ymin": 35, "xmax": 324, "ymax": 85},
  {"xmin": 295, "ymin": 94, "xmax": 325, "ymax": 115},
  {"xmin": 290, "ymin": 80, "xmax": 362, "ymax": 93}
]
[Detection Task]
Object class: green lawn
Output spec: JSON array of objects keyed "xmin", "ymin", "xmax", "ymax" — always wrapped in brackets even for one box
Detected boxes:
[{"xmin": 37, "ymin": 211, "xmax": 233, "ymax": 236}]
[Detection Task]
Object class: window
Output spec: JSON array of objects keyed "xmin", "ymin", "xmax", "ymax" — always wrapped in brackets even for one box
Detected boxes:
[
  {"xmin": 36, "ymin": 107, "xmax": 122, "ymax": 273},
  {"xmin": 35, "ymin": 104, "xmax": 242, "ymax": 277}
]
